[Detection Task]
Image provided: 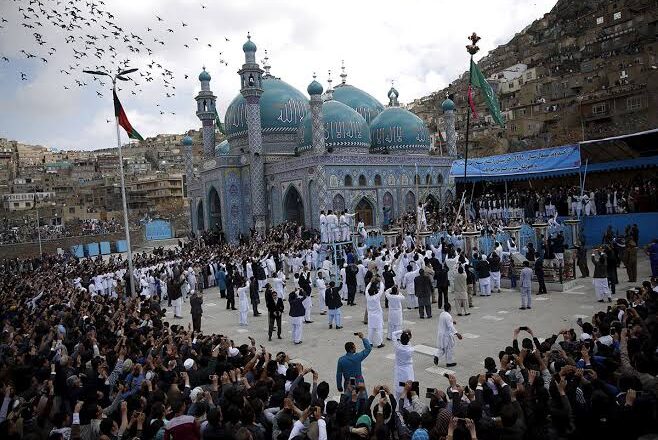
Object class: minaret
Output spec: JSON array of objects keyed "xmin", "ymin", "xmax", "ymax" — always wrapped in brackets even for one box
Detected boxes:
[
  {"xmin": 442, "ymin": 93, "xmax": 457, "ymax": 156},
  {"xmin": 238, "ymin": 33, "xmax": 267, "ymax": 236},
  {"xmin": 324, "ymin": 70, "xmax": 334, "ymax": 101},
  {"xmin": 182, "ymin": 135, "xmax": 195, "ymax": 232},
  {"xmin": 339, "ymin": 60, "xmax": 347, "ymax": 85},
  {"xmin": 307, "ymin": 73, "xmax": 325, "ymax": 155},
  {"xmin": 195, "ymin": 67, "xmax": 216, "ymax": 158},
  {"xmin": 387, "ymin": 80, "xmax": 399, "ymax": 107}
]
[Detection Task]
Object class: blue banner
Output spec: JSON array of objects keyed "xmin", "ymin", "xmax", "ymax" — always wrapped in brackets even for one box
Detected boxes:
[
  {"xmin": 145, "ymin": 219, "xmax": 173, "ymax": 241},
  {"xmin": 450, "ymin": 145, "xmax": 581, "ymax": 179}
]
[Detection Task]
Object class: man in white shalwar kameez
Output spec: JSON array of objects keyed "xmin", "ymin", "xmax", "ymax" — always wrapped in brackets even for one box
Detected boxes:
[
  {"xmin": 401, "ymin": 265, "xmax": 420, "ymax": 309},
  {"xmin": 392, "ymin": 329, "xmax": 415, "ymax": 398},
  {"xmin": 326, "ymin": 210, "xmax": 339, "ymax": 242},
  {"xmin": 366, "ymin": 279, "xmax": 385, "ymax": 348},
  {"xmin": 320, "ymin": 211, "xmax": 328, "ymax": 243},
  {"xmin": 434, "ymin": 303, "xmax": 462, "ymax": 367},
  {"xmin": 316, "ymin": 272, "xmax": 327, "ymax": 314},
  {"xmin": 416, "ymin": 202, "xmax": 428, "ymax": 231},
  {"xmin": 385, "ymin": 286, "xmax": 405, "ymax": 340}
]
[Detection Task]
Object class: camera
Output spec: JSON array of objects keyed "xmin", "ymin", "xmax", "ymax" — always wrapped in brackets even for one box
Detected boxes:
[{"xmin": 426, "ymin": 387, "xmax": 436, "ymax": 398}]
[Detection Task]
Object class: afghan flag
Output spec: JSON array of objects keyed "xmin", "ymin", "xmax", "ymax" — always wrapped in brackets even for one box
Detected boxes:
[
  {"xmin": 113, "ymin": 89, "xmax": 144, "ymax": 141},
  {"xmin": 470, "ymin": 59, "xmax": 505, "ymax": 127},
  {"xmin": 214, "ymin": 109, "xmax": 226, "ymax": 135}
]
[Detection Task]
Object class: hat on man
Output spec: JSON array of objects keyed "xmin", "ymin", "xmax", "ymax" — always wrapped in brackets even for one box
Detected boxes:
[{"xmin": 183, "ymin": 358, "xmax": 195, "ymax": 370}]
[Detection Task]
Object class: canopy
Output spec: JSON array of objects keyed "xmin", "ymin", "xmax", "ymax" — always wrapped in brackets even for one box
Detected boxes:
[
  {"xmin": 451, "ymin": 129, "xmax": 658, "ymax": 183},
  {"xmin": 450, "ymin": 145, "xmax": 581, "ymax": 182}
]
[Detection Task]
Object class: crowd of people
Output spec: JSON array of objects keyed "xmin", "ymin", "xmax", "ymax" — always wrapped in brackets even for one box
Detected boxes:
[
  {"xmin": 1, "ymin": 213, "xmax": 657, "ymax": 440},
  {"xmin": 0, "ymin": 218, "xmax": 126, "ymax": 245}
]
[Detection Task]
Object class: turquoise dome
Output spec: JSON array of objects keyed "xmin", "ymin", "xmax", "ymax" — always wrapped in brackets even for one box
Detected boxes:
[
  {"xmin": 332, "ymin": 84, "xmax": 384, "ymax": 124},
  {"xmin": 370, "ymin": 107, "xmax": 431, "ymax": 154},
  {"xmin": 243, "ymin": 37, "xmax": 257, "ymax": 53},
  {"xmin": 307, "ymin": 80, "xmax": 323, "ymax": 96},
  {"xmin": 198, "ymin": 69, "xmax": 211, "ymax": 82},
  {"xmin": 215, "ymin": 140, "xmax": 230, "ymax": 155},
  {"xmin": 441, "ymin": 98, "xmax": 456, "ymax": 111},
  {"xmin": 297, "ymin": 100, "xmax": 371, "ymax": 152},
  {"xmin": 224, "ymin": 77, "xmax": 310, "ymax": 139},
  {"xmin": 182, "ymin": 135, "xmax": 193, "ymax": 146}
]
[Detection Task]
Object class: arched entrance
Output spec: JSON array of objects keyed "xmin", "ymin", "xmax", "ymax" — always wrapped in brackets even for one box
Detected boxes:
[
  {"xmin": 196, "ymin": 201, "xmax": 205, "ymax": 231},
  {"xmin": 283, "ymin": 185, "xmax": 304, "ymax": 225},
  {"xmin": 405, "ymin": 191, "xmax": 416, "ymax": 213},
  {"xmin": 333, "ymin": 194, "xmax": 345, "ymax": 212},
  {"xmin": 355, "ymin": 197, "xmax": 375, "ymax": 226},
  {"xmin": 208, "ymin": 186, "xmax": 222, "ymax": 231}
]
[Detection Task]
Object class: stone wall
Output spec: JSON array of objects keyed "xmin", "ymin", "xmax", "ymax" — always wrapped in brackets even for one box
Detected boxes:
[{"xmin": 0, "ymin": 230, "xmax": 145, "ymax": 259}]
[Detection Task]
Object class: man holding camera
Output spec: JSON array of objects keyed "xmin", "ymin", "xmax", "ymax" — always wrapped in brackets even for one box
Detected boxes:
[{"xmin": 336, "ymin": 332, "xmax": 372, "ymax": 392}]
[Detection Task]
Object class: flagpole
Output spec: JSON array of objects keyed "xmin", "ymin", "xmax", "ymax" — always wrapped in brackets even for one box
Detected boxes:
[
  {"xmin": 113, "ymin": 80, "xmax": 136, "ymax": 297},
  {"xmin": 84, "ymin": 67, "xmax": 139, "ymax": 297},
  {"xmin": 464, "ymin": 33, "xmax": 481, "ymax": 227}
]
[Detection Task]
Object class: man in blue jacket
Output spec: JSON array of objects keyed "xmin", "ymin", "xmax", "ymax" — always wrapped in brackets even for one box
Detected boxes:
[{"xmin": 336, "ymin": 332, "xmax": 372, "ymax": 392}]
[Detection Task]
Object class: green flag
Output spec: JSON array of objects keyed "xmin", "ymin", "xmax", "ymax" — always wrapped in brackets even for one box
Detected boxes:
[
  {"xmin": 470, "ymin": 59, "xmax": 505, "ymax": 127},
  {"xmin": 214, "ymin": 109, "xmax": 226, "ymax": 135}
]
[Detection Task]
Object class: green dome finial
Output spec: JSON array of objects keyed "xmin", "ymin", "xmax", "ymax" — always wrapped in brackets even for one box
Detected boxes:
[
  {"xmin": 307, "ymin": 73, "xmax": 323, "ymax": 96},
  {"xmin": 182, "ymin": 135, "xmax": 193, "ymax": 146},
  {"xmin": 198, "ymin": 66, "xmax": 211, "ymax": 82},
  {"xmin": 243, "ymin": 32, "xmax": 257, "ymax": 53}
]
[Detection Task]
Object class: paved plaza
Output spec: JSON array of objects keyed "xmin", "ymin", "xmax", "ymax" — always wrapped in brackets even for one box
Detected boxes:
[{"xmin": 175, "ymin": 255, "xmax": 652, "ymax": 397}]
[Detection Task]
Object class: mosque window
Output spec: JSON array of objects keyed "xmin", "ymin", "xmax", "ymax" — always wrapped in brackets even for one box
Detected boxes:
[
  {"xmin": 425, "ymin": 174, "xmax": 432, "ymax": 185},
  {"xmin": 344, "ymin": 175, "xmax": 353, "ymax": 187},
  {"xmin": 414, "ymin": 174, "xmax": 421, "ymax": 185},
  {"xmin": 437, "ymin": 174, "xmax": 444, "ymax": 185},
  {"xmin": 374, "ymin": 174, "xmax": 382, "ymax": 186},
  {"xmin": 358, "ymin": 175, "xmax": 367, "ymax": 187}
]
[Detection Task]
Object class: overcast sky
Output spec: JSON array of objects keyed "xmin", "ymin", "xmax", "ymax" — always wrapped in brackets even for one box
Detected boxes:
[{"xmin": 0, "ymin": 0, "xmax": 558, "ymax": 151}]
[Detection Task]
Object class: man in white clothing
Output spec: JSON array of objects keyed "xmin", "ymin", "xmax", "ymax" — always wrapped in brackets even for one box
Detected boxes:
[
  {"xmin": 392, "ymin": 329, "xmax": 414, "ymax": 398},
  {"xmin": 320, "ymin": 210, "xmax": 328, "ymax": 243},
  {"xmin": 416, "ymin": 202, "xmax": 427, "ymax": 231},
  {"xmin": 326, "ymin": 210, "xmax": 339, "ymax": 242},
  {"xmin": 385, "ymin": 286, "xmax": 405, "ymax": 340},
  {"xmin": 316, "ymin": 272, "xmax": 327, "ymax": 314},
  {"xmin": 401, "ymin": 265, "xmax": 420, "ymax": 309},
  {"xmin": 433, "ymin": 303, "xmax": 462, "ymax": 367},
  {"xmin": 366, "ymin": 279, "xmax": 385, "ymax": 348}
]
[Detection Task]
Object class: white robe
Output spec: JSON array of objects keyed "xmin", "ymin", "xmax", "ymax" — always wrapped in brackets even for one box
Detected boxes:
[
  {"xmin": 402, "ymin": 269, "xmax": 420, "ymax": 308},
  {"xmin": 316, "ymin": 277, "xmax": 327, "ymax": 311},
  {"xmin": 392, "ymin": 329, "xmax": 415, "ymax": 397},
  {"xmin": 320, "ymin": 214, "xmax": 328, "ymax": 242},
  {"xmin": 237, "ymin": 285, "xmax": 250, "ymax": 325},
  {"xmin": 436, "ymin": 310, "xmax": 457, "ymax": 363},
  {"xmin": 366, "ymin": 281, "xmax": 385, "ymax": 346},
  {"xmin": 385, "ymin": 288, "xmax": 405, "ymax": 339}
]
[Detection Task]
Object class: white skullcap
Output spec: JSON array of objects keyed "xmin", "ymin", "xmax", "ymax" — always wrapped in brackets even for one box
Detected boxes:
[{"xmin": 183, "ymin": 358, "xmax": 195, "ymax": 370}]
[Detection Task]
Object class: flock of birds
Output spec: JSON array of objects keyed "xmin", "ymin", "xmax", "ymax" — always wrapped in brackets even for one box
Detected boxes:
[{"xmin": 1, "ymin": 0, "xmax": 235, "ymax": 120}]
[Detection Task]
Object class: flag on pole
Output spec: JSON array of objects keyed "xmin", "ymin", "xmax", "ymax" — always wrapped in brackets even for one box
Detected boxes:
[
  {"xmin": 470, "ymin": 59, "xmax": 505, "ymax": 127},
  {"xmin": 214, "ymin": 109, "xmax": 226, "ymax": 135},
  {"xmin": 467, "ymin": 85, "xmax": 479, "ymax": 119},
  {"xmin": 113, "ymin": 89, "xmax": 144, "ymax": 141}
]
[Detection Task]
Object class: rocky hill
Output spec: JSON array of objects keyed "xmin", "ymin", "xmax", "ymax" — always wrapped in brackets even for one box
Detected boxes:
[{"xmin": 408, "ymin": 0, "xmax": 658, "ymax": 157}]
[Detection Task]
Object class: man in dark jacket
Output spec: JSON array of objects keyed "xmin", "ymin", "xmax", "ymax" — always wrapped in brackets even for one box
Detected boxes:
[
  {"xmin": 534, "ymin": 257, "xmax": 547, "ymax": 295},
  {"xmin": 436, "ymin": 263, "xmax": 450, "ymax": 309},
  {"xmin": 592, "ymin": 250, "xmax": 611, "ymax": 302},
  {"xmin": 345, "ymin": 263, "xmax": 359, "ymax": 306},
  {"xmin": 249, "ymin": 276, "xmax": 261, "ymax": 316},
  {"xmin": 190, "ymin": 290, "xmax": 203, "ymax": 332},
  {"xmin": 488, "ymin": 252, "xmax": 502, "ymax": 293},
  {"xmin": 265, "ymin": 286, "xmax": 284, "ymax": 341},
  {"xmin": 225, "ymin": 270, "xmax": 236, "ymax": 310},
  {"xmin": 288, "ymin": 289, "xmax": 306, "ymax": 344},
  {"xmin": 576, "ymin": 243, "xmax": 589, "ymax": 277},
  {"xmin": 605, "ymin": 246, "xmax": 618, "ymax": 295},
  {"xmin": 414, "ymin": 269, "xmax": 433, "ymax": 319},
  {"xmin": 325, "ymin": 281, "xmax": 343, "ymax": 329},
  {"xmin": 475, "ymin": 255, "xmax": 492, "ymax": 296}
]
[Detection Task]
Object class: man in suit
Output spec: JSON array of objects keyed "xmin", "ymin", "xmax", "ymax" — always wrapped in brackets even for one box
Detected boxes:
[
  {"xmin": 325, "ymin": 281, "xmax": 343, "ymax": 329},
  {"xmin": 520, "ymin": 260, "xmax": 533, "ymax": 310},
  {"xmin": 414, "ymin": 269, "xmax": 433, "ymax": 319},
  {"xmin": 249, "ymin": 276, "xmax": 261, "ymax": 316},
  {"xmin": 190, "ymin": 290, "xmax": 203, "ymax": 332},
  {"xmin": 288, "ymin": 288, "xmax": 306, "ymax": 344},
  {"xmin": 265, "ymin": 285, "xmax": 284, "ymax": 341},
  {"xmin": 345, "ymin": 262, "xmax": 359, "ymax": 306}
]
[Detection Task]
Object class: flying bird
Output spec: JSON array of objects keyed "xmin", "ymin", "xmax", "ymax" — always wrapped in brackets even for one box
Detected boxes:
[
  {"xmin": 20, "ymin": 72, "xmax": 27, "ymax": 80},
  {"xmin": 156, "ymin": 16, "xmax": 163, "ymax": 21}
]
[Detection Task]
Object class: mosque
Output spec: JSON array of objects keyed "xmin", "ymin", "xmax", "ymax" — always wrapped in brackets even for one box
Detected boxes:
[{"xmin": 184, "ymin": 34, "xmax": 458, "ymax": 242}]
